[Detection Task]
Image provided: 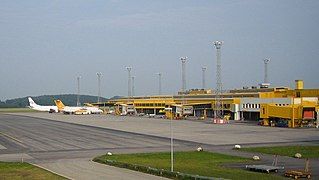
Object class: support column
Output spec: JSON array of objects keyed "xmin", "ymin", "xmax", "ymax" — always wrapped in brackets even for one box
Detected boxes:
[
  {"xmin": 233, "ymin": 104, "xmax": 240, "ymax": 121},
  {"xmin": 234, "ymin": 111, "xmax": 240, "ymax": 121},
  {"xmin": 263, "ymin": 118, "xmax": 269, "ymax": 126},
  {"xmin": 241, "ymin": 111, "xmax": 244, "ymax": 121},
  {"xmin": 316, "ymin": 110, "xmax": 319, "ymax": 128},
  {"xmin": 204, "ymin": 109, "xmax": 207, "ymax": 119},
  {"xmin": 292, "ymin": 98, "xmax": 295, "ymax": 128}
]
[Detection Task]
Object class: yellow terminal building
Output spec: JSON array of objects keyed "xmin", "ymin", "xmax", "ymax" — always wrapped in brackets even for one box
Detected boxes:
[{"xmin": 94, "ymin": 80, "xmax": 319, "ymax": 128}]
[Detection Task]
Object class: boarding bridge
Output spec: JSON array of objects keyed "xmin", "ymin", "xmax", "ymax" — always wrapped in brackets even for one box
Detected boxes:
[{"xmin": 260, "ymin": 98, "xmax": 318, "ymax": 128}]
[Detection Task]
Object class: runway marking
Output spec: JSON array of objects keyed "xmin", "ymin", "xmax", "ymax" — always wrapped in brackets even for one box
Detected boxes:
[
  {"xmin": 0, "ymin": 143, "xmax": 6, "ymax": 150},
  {"xmin": 0, "ymin": 132, "xmax": 23, "ymax": 144}
]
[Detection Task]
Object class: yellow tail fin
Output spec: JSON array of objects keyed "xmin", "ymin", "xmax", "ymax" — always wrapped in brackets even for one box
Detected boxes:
[{"xmin": 54, "ymin": 99, "xmax": 65, "ymax": 110}]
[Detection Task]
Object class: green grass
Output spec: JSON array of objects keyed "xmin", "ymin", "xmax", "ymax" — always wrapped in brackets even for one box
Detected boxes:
[
  {"xmin": 0, "ymin": 162, "xmax": 67, "ymax": 180},
  {"xmin": 94, "ymin": 151, "xmax": 285, "ymax": 180},
  {"xmin": 240, "ymin": 145, "xmax": 319, "ymax": 158},
  {"xmin": 0, "ymin": 108, "xmax": 36, "ymax": 113}
]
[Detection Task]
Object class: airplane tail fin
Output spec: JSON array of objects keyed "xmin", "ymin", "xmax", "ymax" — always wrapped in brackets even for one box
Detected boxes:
[
  {"xmin": 84, "ymin": 103, "xmax": 94, "ymax": 107},
  {"xmin": 28, "ymin": 97, "xmax": 37, "ymax": 107},
  {"xmin": 54, "ymin": 99, "xmax": 65, "ymax": 110}
]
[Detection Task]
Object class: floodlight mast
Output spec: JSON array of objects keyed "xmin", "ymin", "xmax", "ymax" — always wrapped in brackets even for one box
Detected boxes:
[
  {"xmin": 131, "ymin": 76, "xmax": 135, "ymax": 97},
  {"xmin": 202, "ymin": 66, "xmax": 207, "ymax": 89},
  {"xmin": 213, "ymin": 41, "xmax": 223, "ymax": 119},
  {"xmin": 156, "ymin": 73, "xmax": 162, "ymax": 95},
  {"xmin": 76, "ymin": 76, "xmax": 81, "ymax": 106},
  {"xmin": 180, "ymin": 57, "xmax": 188, "ymax": 111},
  {"xmin": 263, "ymin": 58, "xmax": 270, "ymax": 84},
  {"xmin": 180, "ymin": 57, "xmax": 187, "ymax": 94},
  {"xmin": 126, "ymin": 67, "xmax": 132, "ymax": 97},
  {"xmin": 96, "ymin": 72, "xmax": 102, "ymax": 103}
]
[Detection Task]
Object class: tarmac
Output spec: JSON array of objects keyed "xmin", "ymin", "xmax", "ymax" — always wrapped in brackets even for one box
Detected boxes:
[
  {"xmin": 0, "ymin": 113, "xmax": 318, "ymax": 179},
  {"xmin": 36, "ymin": 158, "xmax": 167, "ymax": 180},
  {"xmin": 14, "ymin": 113, "xmax": 319, "ymax": 145}
]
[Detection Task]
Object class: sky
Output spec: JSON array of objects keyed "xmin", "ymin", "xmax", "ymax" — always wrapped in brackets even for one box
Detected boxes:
[{"xmin": 0, "ymin": 0, "xmax": 318, "ymax": 101}]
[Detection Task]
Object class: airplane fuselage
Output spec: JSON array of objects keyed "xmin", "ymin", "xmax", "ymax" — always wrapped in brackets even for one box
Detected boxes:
[
  {"xmin": 60, "ymin": 106, "xmax": 102, "ymax": 114},
  {"xmin": 29, "ymin": 104, "xmax": 58, "ymax": 112}
]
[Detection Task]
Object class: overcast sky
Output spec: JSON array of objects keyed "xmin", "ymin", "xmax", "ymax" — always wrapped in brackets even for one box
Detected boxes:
[{"xmin": 0, "ymin": 0, "xmax": 318, "ymax": 101}]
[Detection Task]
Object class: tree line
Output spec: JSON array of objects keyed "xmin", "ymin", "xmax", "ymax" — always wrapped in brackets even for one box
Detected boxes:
[{"xmin": 0, "ymin": 94, "xmax": 109, "ymax": 108}]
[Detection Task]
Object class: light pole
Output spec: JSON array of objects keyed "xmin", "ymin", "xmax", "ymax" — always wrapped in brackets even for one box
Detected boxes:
[
  {"xmin": 97, "ymin": 72, "xmax": 102, "ymax": 103},
  {"xmin": 76, "ymin": 76, "xmax": 81, "ymax": 106},
  {"xmin": 156, "ymin": 73, "xmax": 162, "ymax": 95},
  {"xmin": 165, "ymin": 107, "xmax": 174, "ymax": 172},
  {"xmin": 201, "ymin": 66, "xmax": 207, "ymax": 90},
  {"xmin": 263, "ymin": 58, "xmax": 270, "ymax": 84},
  {"xmin": 131, "ymin": 76, "xmax": 135, "ymax": 97},
  {"xmin": 126, "ymin": 67, "xmax": 132, "ymax": 97},
  {"xmin": 180, "ymin": 57, "xmax": 187, "ymax": 93},
  {"xmin": 213, "ymin": 41, "xmax": 223, "ymax": 119}
]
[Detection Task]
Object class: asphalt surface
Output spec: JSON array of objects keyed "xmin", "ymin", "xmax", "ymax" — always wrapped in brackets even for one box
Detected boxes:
[
  {"xmin": 0, "ymin": 114, "xmax": 197, "ymax": 161},
  {"xmin": 0, "ymin": 113, "xmax": 318, "ymax": 179},
  {"xmin": 18, "ymin": 112, "xmax": 319, "ymax": 145},
  {"xmin": 0, "ymin": 114, "xmax": 195, "ymax": 179}
]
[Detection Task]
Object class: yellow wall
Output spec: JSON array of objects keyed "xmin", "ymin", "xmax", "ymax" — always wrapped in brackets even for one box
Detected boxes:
[
  {"xmin": 259, "ymin": 89, "xmax": 319, "ymax": 98},
  {"xmin": 292, "ymin": 89, "xmax": 319, "ymax": 98},
  {"xmin": 133, "ymin": 99, "xmax": 171, "ymax": 109},
  {"xmin": 259, "ymin": 92, "xmax": 275, "ymax": 98},
  {"xmin": 261, "ymin": 104, "xmax": 303, "ymax": 119},
  {"xmin": 295, "ymin": 80, "xmax": 304, "ymax": 90}
]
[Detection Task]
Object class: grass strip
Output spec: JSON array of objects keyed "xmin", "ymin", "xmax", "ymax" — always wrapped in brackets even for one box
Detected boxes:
[
  {"xmin": 0, "ymin": 108, "xmax": 36, "ymax": 113},
  {"xmin": 94, "ymin": 151, "xmax": 285, "ymax": 180},
  {"xmin": 240, "ymin": 145, "xmax": 319, "ymax": 158},
  {"xmin": 0, "ymin": 161, "xmax": 67, "ymax": 180}
]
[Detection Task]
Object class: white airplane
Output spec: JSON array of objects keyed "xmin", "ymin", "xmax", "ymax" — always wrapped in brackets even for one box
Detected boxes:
[
  {"xmin": 28, "ymin": 97, "xmax": 58, "ymax": 113},
  {"xmin": 54, "ymin": 99, "xmax": 103, "ymax": 115}
]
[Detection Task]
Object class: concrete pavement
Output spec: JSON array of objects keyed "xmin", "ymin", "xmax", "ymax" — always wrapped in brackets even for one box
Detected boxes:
[
  {"xmin": 37, "ymin": 158, "xmax": 167, "ymax": 180},
  {"xmin": 15, "ymin": 112, "xmax": 319, "ymax": 145},
  {"xmin": 0, "ymin": 114, "xmax": 178, "ymax": 179},
  {"xmin": 1, "ymin": 113, "xmax": 318, "ymax": 179}
]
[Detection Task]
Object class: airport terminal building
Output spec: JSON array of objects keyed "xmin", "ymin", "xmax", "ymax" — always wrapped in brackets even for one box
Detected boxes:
[{"xmin": 94, "ymin": 80, "xmax": 319, "ymax": 128}]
